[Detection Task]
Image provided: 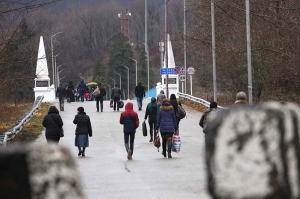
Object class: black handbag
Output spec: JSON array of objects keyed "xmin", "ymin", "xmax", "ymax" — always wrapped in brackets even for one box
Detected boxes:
[{"xmin": 142, "ymin": 121, "xmax": 147, "ymax": 137}]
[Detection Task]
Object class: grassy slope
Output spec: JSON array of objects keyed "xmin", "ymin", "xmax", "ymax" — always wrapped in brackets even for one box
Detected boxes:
[{"xmin": 7, "ymin": 103, "xmax": 50, "ymax": 144}]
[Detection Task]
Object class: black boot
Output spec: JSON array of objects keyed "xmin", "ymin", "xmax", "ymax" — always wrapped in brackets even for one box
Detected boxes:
[
  {"xmin": 167, "ymin": 140, "xmax": 172, "ymax": 158},
  {"xmin": 82, "ymin": 147, "xmax": 86, "ymax": 157},
  {"xmin": 78, "ymin": 147, "xmax": 82, "ymax": 156}
]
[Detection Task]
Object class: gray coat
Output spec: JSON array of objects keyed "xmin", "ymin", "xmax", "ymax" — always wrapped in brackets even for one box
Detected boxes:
[{"xmin": 156, "ymin": 91, "xmax": 166, "ymax": 106}]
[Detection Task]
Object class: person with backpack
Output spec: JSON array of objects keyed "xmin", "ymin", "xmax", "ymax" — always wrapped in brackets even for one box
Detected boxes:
[
  {"xmin": 199, "ymin": 101, "xmax": 218, "ymax": 145},
  {"xmin": 42, "ymin": 106, "xmax": 64, "ymax": 144},
  {"xmin": 170, "ymin": 94, "xmax": 182, "ymax": 128},
  {"xmin": 120, "ymin": 102, "xmax": 139, "ymax": 160},
  {"xmin": 56, "ymin": 83, "xmax": 66, "ymax": 111},
  {"xmin": 111, "ymin": 84, "xmax": 122, "ymax": 112},
  {"xmin": 144, "ymin": 97, "xmax": 159, "ymax": 142},
  {"xmin": 94, "ymin": 83, "xmax": 106, "ymax": 112}
]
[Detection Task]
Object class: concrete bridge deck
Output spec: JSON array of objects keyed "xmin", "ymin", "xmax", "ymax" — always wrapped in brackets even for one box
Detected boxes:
[{"xmin": 36, "ymin": 99, "xmax": 211, "ymax": 199}]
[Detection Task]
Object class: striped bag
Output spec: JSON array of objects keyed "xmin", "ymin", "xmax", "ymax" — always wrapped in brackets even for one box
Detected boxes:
[{"xmin": 172, "ymin": 134, "xmax": 181, "ymax": 153}]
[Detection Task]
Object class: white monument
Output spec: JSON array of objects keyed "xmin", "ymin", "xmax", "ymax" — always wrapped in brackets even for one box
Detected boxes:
[
  {"xmin": 156, "ymin": 34, "xmax": 179, "ymax": 98},
  {"xmin": 33, "ymin": 36, "xmax": 55, "ymax": 102}
]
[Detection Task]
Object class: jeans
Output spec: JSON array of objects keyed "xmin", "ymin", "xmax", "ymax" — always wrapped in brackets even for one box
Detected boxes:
[
  {"xmin": 80, "ymin": 89, "xmax": 85, "ymax": 102},
  {"xmin": 113, "ymin": 97, "xmax": 120, "ymax": 111},
  {"xmin": 148, "ymin": 118, "xmax": 157, "ymax": 138},
  {"xmin": 59, "ymin": 97, "xmax": 64, "ymax": 110},
  {"xmin": 124, "ymin": 133, "xmax": 135, "ymax": 155},
  {"xmin": 137, "ymin": 97, "xmax": 143, "ymax": 108},
  {"xmin": 96, "ymin": 97, "xmax": 103, "ymax": 111}
]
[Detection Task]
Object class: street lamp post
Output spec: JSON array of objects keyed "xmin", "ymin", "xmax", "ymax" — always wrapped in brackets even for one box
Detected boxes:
[
  {"xmin": 129, "ymin": 57, "xmax": 137, "ymax": 86},
  {"xmin": 57, "ymin": 68, "xmax": 65, "ymax": 86},
  {"xmin": 122, "ymin": 64, "xmax": 130, "ymax": 100},
  {"xmin": 54, "ymin": 52, "xmax": 63, "ymax": 90},
  {"xmin": 114, "ymin": 71, "xmax": 121, "ymax": 90},
  {"xmin": 109, "ymin": 78, "xmax": 115, "ymax": 86},
  {"xmin": 140, "ymin": 41, "xmax": 149, "ymax": 97},
  {"xmin": 211, "ymin": 0, "xmax": 217, "ymax": 102},
  {"xmin": 246, "ymin": 0, "xmax": 253, "ymax": 105},
  {"xmin": 51, "ymin": 32, "xmax": 62, "ymax": 88},
  {"xmin": 56, "ymin": 63, "xmax": 65, "ymax": 87}
]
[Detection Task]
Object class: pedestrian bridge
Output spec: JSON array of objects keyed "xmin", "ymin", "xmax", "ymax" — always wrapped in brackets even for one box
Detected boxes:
[{"xmin": 35, "ymin": 99, "xmax": 210, "ymax": 199}]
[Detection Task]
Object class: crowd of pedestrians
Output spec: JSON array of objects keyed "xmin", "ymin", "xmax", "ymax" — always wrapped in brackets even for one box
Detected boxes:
[{"xmin": 50, "ymin": 79, "xmax": 250, "ymax": 161}]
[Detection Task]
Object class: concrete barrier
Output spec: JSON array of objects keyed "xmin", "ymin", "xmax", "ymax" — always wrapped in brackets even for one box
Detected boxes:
[
  {"xmin": 206, "ymin": 102, "xmax": 300, "ymax": 199},
  {"xmin": 0, "ymin": 144, "xmax": 85, "ymax": 199}
]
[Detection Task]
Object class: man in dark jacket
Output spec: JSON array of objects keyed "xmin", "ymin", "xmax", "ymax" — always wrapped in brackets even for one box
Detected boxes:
[
  {"xmin": 67, "ymin": 81, "xmax": 75, "ymax": 103},
  {"xmin": 120, "ymin": 102, "xmax": 139, "ymax": 160},
  {"xmin": 56, "ymin": 83, "xmax": 66, "ymax": 111},
  {"xmin": 135, "ymin": 82, "xmax": 145, "ymax": 110},
  {"xmin": 95, "ymin": 83, "xmax": 106, "ymax": 112},
  {"xmin": 77, "ymin": 80, "xmax": 86, "ymax": 102},
  {"xmin": 111, "ymin": 84, "xmax": 122, "ymax": 112}
]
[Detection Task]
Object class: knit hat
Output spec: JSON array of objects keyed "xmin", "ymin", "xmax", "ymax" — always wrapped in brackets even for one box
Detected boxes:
[
  {"xmin": 210, "ymin": 101, "xmax": 218, "ymax": 108},
  {"xmin": 77, "ymin": 107, "xmax": 84, "ymax": 113}
]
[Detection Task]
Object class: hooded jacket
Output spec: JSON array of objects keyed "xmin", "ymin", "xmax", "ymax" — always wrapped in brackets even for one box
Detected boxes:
[
  {"xmin": 156, "ymin": 101, "xmax": 178, "ymax": 133},
  {"xmin": 156, "ymin": 90, "xmax": 166, "ymax": 106},
  {"xmin": 144, "ymin": 97, "xmax": 159, "ymax": 120},
  {"xmin": 77, "ymin": 80, "xmax": 86, "ymax": 91},
  {"xmin": 42, "ymin": 106, "xmax": 63, "ymax": 137},
  {"xmin": 120, "ymin": 102, "xmax": 139, "ymax": 133}
]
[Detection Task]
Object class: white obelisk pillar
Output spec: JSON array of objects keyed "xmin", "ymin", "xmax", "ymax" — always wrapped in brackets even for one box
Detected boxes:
[{"xmin": 33, "ymin": 36, "xmax": 55, "ymax": 102}]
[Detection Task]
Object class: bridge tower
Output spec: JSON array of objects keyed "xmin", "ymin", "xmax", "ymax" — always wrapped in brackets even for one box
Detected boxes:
[{"xmin": 118, "ymin": 10, "xmax": 131, "ymax": 43}]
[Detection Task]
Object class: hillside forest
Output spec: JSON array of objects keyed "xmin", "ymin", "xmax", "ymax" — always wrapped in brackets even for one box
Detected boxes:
[{"xmin": 0, "ymin": 0, "xmax": 299, "ymax": 105}]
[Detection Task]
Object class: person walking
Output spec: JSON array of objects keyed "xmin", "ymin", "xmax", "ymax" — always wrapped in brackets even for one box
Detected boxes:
[
  {"xmin": 94, "ymin": 83, "xmax": 106, "ymax": 112},
  {"xmin": 120, "ymin": 102, "xmax": 139, "ymax": 160},
  {"xmin": 67, "ymin": 81, "xmax": 75, "ymax": 103},
  {"xmin": 199, "ymin": 101, "xmax": 218, "ymax": 145},
  {"xmin": 77, "ymin": 80, "xmax": 86, "ymax": 102},
  {"xmin": 42, "ymin": 106, "xmax": 63, "ymax": 144},
  {"xmin": 56, "ymin": 83, "xmax": 66, "ymax": 111},
  {"xmin": 169, "ymin": 94, "xmax": 182, "ymax": 128},
  {"xmin": 144, "ymin": 97, "xmax": 159, "ymax": 142},
  {"xmin": 233, "ymin": 91, "xmax": 250, "ymax": 107},
  {"xmin": 73, "ymin": 107, "xmax": 92, "ymax": 157},
  {"xmin": 135, "ymin": 82, "xmax": 145, "ymax": 110},
  {"xmin": 111, "ymin": 84, "xmax": 122, "ymax": 112},
  {"xmin": 156, "ymin": 99, "xmax": 178, "ymax": 158},
  {"xmin": 156, "ymin": 90, "xmax": 166, "ymax": 106}
]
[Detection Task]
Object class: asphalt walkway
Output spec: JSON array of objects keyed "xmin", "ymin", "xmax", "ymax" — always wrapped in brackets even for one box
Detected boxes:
[{"xmin": 36, "ymin": 99, "xmax": 211, "ymax": 199}]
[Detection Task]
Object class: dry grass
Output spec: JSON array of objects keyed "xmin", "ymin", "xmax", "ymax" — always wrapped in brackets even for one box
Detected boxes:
[{"xmin": 8, "ymin": 103, "xmax": 50, "ymax": 143}]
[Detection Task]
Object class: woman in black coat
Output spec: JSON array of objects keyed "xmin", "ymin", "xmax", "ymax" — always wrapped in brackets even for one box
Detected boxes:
[
  {"xmin": 42, "ymin": 106, "xmax": 63, "ymax": 144},
  {"xmin": 73, "ymin": 107, "xmax": 92, "ymax": 157}
]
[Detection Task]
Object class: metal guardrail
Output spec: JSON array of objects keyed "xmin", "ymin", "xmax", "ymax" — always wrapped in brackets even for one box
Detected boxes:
[
  {"xmin": 0, "ymin": 96, "xmax": 44, "ymax": 146},
  {"xmin": 178, "ymin": 92, "xmax": 226, "ymax": 110}
]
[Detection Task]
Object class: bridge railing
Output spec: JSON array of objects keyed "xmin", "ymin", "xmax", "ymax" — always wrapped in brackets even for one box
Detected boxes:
[
  {"xmin": 0, "ymin": 96, "xmax": 44, "ymax": 147},
  {"xmin": 178, "ymin": 92, "xmax": 226, "ymax": 110}
]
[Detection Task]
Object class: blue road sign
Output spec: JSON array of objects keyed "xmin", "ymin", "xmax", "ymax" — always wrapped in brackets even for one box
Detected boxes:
[{"xmin": 160, "ymin": 68, "xmax": 175, "ymax": 75}]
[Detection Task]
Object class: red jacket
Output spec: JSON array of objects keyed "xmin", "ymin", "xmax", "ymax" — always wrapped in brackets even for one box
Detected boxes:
[{"xmin": 120, "ymin": 102, "xmax": 139, "ymax": 133}]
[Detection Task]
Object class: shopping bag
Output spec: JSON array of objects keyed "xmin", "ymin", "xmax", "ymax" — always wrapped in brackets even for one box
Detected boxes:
[
  {"xmin": 142, "ymin": 121, "xmax": 147, "ymax": 137},
  {"xmin": 110, "ymin": 99, "xmax": 113, "ymax": 108},
  {"xmin": 154, "ymin": 135, "xmax": 161, "ymax": 152},
  {"xmin": 119, "ymin": 100, "xmax": 124, "ymax": 108},
  {"xmin": 172, "ymin": 134, "xmax": 181, "ymax": 153}
]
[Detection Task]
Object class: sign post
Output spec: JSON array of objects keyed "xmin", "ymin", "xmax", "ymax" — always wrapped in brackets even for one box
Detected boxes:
[{"xmin": 187, "ymin": 67, "xmax": 195, "ymax": 95}]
